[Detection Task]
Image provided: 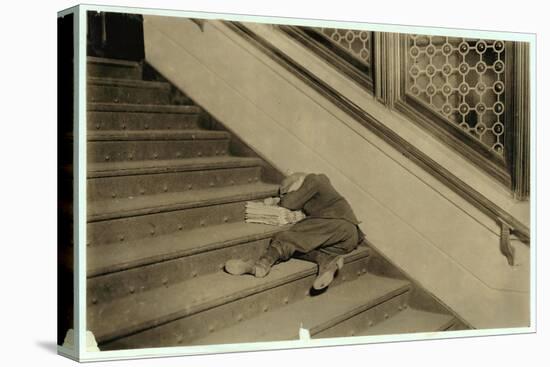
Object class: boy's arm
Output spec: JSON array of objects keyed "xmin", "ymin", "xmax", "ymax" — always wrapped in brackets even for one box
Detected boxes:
[{"xmin": 279, "ymin": 175, "xmax": 317, "ymax": 210}]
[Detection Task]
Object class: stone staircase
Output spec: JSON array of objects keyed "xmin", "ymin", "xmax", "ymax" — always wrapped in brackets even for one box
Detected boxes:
[{"xmin": 85, "ymin": 56, "xmax": 464, "ymax": 350}]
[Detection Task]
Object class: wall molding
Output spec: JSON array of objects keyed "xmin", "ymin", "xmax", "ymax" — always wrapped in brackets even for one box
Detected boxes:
[
  {"xmin": 278, "ymin": 26, "xmax": 374, "ymax": 93},
  {"xmin": 225, "ymin": 21, "xmax": 529, "ymax": 243}
]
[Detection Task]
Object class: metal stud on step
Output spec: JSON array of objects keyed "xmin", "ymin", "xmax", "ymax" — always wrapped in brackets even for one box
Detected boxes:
[
  {"xmin": 119, "ymin": 235, "xmax": 124, "ymax": 242},
  {"xmin": 111, "ymin": 193, "xmax": 117, "ymax": 198},
  {"xmin": 197, "ymin": 152, "xmax": 202, "ymax": 157},
  {"xmin": 237, "ymin": 314, "xmax": 243, "ymax": 322},
  {"xmin": 384, "ymin": 313, "xmax": 389, "ymax": 319},
  {"xmin": 191, "ymin": 271, "xmax": 198, "ymax": 278},
  {"xmin": 223, "ymin": 216, "xmax": 229, "ymax": 223},
  {"xmin": 283, "ymin": 297, "xmax": 289, "ymax": 304},
  {"xmin": 92, "ymin": 298, "xmax": 98, "ymax": 305},
  {"xmin": 163, "ymin": 185, "xmax": 168, "ymax": 192},
  {"xmin": 105, "ymin": 155, "xmax": 110, "ymax": 161},
  {"xmin": 129, "ymin": 286, "xmax": 135, "ymax": 294},
  {"xmin": 178, "ymin": 224, "xmax": 183, "ymax": 230},
  {"xmin": 188, "ymin": 184, "xmax": 193, "ymax": 190},
  {"xmin": 368, "ymin": 320, "xmax": 374, "ymax": 327},
  {"xmin": 150, "ymin": 229, "xmax": 155, "ymax": 236},
  {"xmin": 263, "ymin": 305, "xmax": 269, "ymax": 312},
  {"xmin": 162, "ymin": 278, "xmax": 168, "ymax": 286},
  {"xmin": 208, "ymin": 325, "xmax": 215, "ymax": 333}
]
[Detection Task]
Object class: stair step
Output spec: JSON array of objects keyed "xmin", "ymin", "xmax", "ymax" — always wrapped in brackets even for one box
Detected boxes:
[
  {"xmin": 88, "ymin": 182, "xmax": 280, "ymax": 222},
  {"xmin": 88, "ymin": 77, "xmax": 171, "ymax": 104},
  {"xmin": 87, "ymin": 130, "xmax": 230, "ymax": 141},
  {"xmin": 88, "ymin": 222, "xmax": 286, "ymax": 304},
  {"xmin": 88, "ymin": 130, "xmax": 230, "ymax": 163},
  {"xmin": 88, "ymin": 156, "xmax": 264, "ymax": 178},
  {"xmin": 88, "ymin": 200, "xmax": 257, "ymax": 247},
  {"xmin": 88, "ymin": 158, "xmax": 264, "ymax": 201},
  {"xmin": 89, "ymin": 246, "xmax": 372, "ymax": 346},
  {"xmin": 87, "ymin": 56, "xmax": 142, "ymax": 79},
  {"xmin": 88, "ymin": 222, "xmax": 284, "ymax": 276},
  {"xmin": 88, "ymin": 102, "xmax": 201, "ymax": 114},
  {"xmin": 191, "ymin": 274, "xmax": 410, "ymax": 345},
  {"xmin": 359, "ymin": 308, "xmax": 456, "ymax": 336}
]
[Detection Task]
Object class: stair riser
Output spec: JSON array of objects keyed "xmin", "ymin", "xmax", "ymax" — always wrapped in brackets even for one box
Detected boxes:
[
  {"xmin": 88, "ymin": 140, "xmax": 229, "ymax": 163},
  {"xmin": 88, "ymin": 63, "xmax": 142, "ymax": 80},
  {"xmin": 88, "ymin": 166, "xmax": 262, "ymax": 201},
  {"xmin": 88, "ymin": 84, "xmax": 171, "ymax": 104},
  {"xmin": 88, "ymin": 201, "xmax": 249, "ymax": 246},
  {"xmin": 313, "ymin": 290, "xmax": 410, "ymax": 338},
  {"xmin": 98, "ymin": 255, "xmax": 371, "ymax": 349},
  {"xmin": 88, "ymin": 111, "xmax": 200, "ymax": 131},
  {"xmin": 88, "ymin": 238, "xmax": 272, "ymax": 305}
]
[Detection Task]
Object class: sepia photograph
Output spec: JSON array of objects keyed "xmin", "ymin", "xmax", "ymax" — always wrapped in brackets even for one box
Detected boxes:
[{"xmin": 57, "ymin": 4, "xmax": 534, "ymax": 361}]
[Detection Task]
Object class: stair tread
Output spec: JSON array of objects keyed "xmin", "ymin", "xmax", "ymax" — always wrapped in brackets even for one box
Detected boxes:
[
  {"xmin": 88, "ymin": 76, "xmax": 170, "ymax": 89},
  {"xmin": 193, "ymin": 273, "xmax": 410, "ymax": 345},
  {"xmin": 87, "ymin": 129, "xmax": 230, "ymax": 141},
  {"xmin": 90, "ymin": 246, "xmax": 372, "ymax": 343},
  {"xmin": 359, "ymin": 308, "xmax": 455, "ymax": 336},
  {"xmin": 88, "ymin": 182, "xmax": 280, "ymax": 221},
  {"xmin": 88, "ymin": 222, "xmax": 286, "ymax": 276},
  {"xmin": 88, "ymin": 103, "xmax": 201, "ymax": 114},
  {"xmin": 87, "ymin": 56, "xmax": 141, "ymax": 68},
  {"xmin": 88, "ymin": 156, "xmax": 264, "ymax": 178}
]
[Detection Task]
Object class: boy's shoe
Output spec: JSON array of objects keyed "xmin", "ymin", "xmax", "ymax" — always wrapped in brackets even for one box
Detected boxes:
[{"xmin": 312, "ymin": 255, "xmax": 344, "ymax": 290}]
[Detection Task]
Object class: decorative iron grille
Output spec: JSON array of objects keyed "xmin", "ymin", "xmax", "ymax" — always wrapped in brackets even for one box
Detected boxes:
[
  {"xmin": 406, "ymin": 35, "xmax": 506, "ymax": 156},
  {"xmin": 316, "ymin": 28, "xmax": 372, "ymax": 67}
]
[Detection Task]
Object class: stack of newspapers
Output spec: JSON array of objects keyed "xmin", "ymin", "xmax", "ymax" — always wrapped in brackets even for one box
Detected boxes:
[{"xmin": 245, "ymin": 200, "xmax": 306, "ymax": 226}]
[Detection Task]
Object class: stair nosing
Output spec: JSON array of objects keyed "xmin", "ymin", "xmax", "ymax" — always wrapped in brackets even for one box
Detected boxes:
[
  {"xmin": 86, "ymin": 130, "xmax": 230, "ymax": 141},
  {"xmin": 87, "ymin": 56, "xmax": 141, "ymax": 68},
  {"xmin": 88, "ymin": 184, "xmax": 280, "ymax": 222},
  {"xmin": 88, "ymin": 76, "xmax": 170, "ymax": 89},
  {"xmin": 87, "ymin": 157, "xmax": 264, "ymax": 178},
  {"xmin": 87, "ymin": 103, "xmax": 201, "ymax": 114},
  {"xmin": 92, "ymin": 247, "xmax": 371, "ymax": 344},
  {"xmin": 358, "ymin": 308, "xmax": 457, "ymax": 336}
]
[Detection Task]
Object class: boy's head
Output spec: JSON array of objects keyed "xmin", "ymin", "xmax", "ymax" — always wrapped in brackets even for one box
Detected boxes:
[{"xmin": 280, "ymin": 172, "xmax": 307, "ymax": 195}]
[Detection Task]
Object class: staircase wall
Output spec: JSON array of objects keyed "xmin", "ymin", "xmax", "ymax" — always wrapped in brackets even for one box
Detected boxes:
[{"xmin": 142, "ymin": 16, "xmax": 531, "ymax": 329}]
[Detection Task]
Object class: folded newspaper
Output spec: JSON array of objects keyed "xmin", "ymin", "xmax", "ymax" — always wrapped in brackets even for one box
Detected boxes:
[{"xmin": 245, "ymin": 199, "xmax": 306, "ymax": 226}]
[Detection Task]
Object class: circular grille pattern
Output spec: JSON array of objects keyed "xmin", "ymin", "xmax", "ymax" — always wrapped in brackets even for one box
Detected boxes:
[
  {"xmin": 317, "ymin": 28, "xmax": 372, "ymax": 66},
  {"xmin": 407, "ymin": 35, "xmax": 507, "ymax": 155}
]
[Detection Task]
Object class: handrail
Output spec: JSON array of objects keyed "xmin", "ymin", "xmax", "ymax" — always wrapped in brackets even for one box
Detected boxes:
[{"xmin": 224, "ymin": 21, "xmax": 530, "ymax": 255}]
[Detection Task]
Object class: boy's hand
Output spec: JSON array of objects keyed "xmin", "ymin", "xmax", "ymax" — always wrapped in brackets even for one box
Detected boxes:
[{"xmin": 263, "ymin": 197, "xmax": 281, "ymax": 206}]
